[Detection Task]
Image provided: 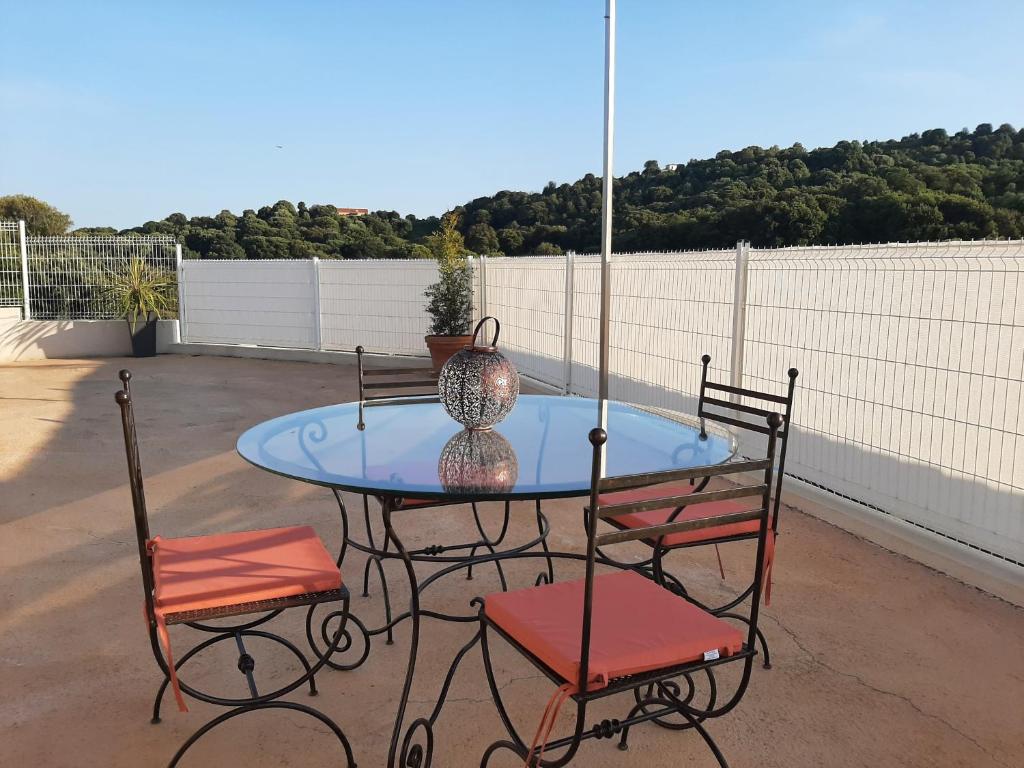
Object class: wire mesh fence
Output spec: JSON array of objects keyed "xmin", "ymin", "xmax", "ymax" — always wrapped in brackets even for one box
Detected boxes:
[
  {"xmin": 482, "ymin": 256, "xmax": 568, "ymax": 388},
  {"xmin": 482, "ymin": 242, "xmax": 1024, "ymax": 565},
  {"xmin": 0, "ymin": 221, "xmax": 23, "ymax": 308},
  {"xmin": 482, "ymin": 250, "xmax": 737, "ymax": 403},
  {"xmin": 568, "ymin": 251, "xmax": 736, "ymax": 409},
  {"xmin": 24, "ymin": 233, "xmax": 178, "ymax": 319},
  {"xmin": 743, "ymin": 241, "xmax": 1024, "ymax": 563},
  {"xmin": 319, "ymin": 258, "xmax": 438, "ymax": 355}
]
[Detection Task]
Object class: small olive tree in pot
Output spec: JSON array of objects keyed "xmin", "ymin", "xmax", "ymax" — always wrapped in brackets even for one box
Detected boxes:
[
  {"xmin": 424, "ymin": 213, "xmax": 474, "ymax": 371},
  {"xmin": 104, "ymin": 256, "xmax": 177, "ymax": 357}
]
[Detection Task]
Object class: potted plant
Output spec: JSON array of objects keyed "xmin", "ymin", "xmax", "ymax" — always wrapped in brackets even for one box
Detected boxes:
[
  {"xmin": 104, "ymin": 256, "xmax": 177, "ymax": 358},
  {"xmin": 423, "ymin": 213, "xmax": 474, "ymax": 371}
]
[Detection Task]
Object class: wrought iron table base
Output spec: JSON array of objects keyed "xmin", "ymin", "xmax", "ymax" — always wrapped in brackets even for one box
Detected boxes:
[
  {"xmin": 306, "ymin": 493, "xmax": 557, "ymax": 660},
  {"xmin": 322, "ymin": 492, "xmax": 566, "ymax": 768},
  {"xmin": 308, "ymin": 489, "xmax": 769, "ymax": 768}
]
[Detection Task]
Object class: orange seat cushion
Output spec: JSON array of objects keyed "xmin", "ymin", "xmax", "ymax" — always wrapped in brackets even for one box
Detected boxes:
[
  {"xmin": 602, "ymin": 480, "xmax": 758, "ymax": 547},
  {"xmin": 598, "ymin": 480, "xmax": 698, "ymax": 506},
  {"xmin": 484, "ymin": 570, "xmax": 744, "ymax": 691},
  {"xmin": 152, "ymin": 525, "xmax": 342, "ymax": 615}
]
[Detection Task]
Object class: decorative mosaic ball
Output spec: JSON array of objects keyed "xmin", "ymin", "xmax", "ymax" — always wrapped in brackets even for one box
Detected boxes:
[
  {"xmin": 437, "ymin": 316, "xmax": 519, "ymax": 430},
  {"xmin": 438, "ymin": 428, "xmax": 519, "ymax": 495}
]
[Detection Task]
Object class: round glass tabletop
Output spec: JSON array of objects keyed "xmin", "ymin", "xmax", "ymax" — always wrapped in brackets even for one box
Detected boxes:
[{"xmin": 236, "ymin": 395, "xmax": 736, "ymax": 501}]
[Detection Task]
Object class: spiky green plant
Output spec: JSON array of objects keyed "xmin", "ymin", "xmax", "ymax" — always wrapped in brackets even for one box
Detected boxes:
[
  {"xmin": 104, "ymin": 256, "xmax": 177, "ymax": 332},
  {"xmin": 424, "ymin": 213, "xmax": 473, "ymax": 336}
]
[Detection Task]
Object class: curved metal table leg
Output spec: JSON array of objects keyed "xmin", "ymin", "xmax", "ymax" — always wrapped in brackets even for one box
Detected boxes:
[
  {"xmin": 331, "ymin": 489, "xmax": 350, "ymax": 567},
  {"xmin": 382, "ymin": 496, "xmax": 429, "ymax": 768},
  {"xmin": 536, "ymin": 499, "xmax": 555, "ymax": 584}
]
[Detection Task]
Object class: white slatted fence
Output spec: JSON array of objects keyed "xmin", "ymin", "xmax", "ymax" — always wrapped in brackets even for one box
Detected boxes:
[
  {"xmin": 179, "ymin": 259, "xmax": 318, "ymax": 348},
  {"xmin": 319, "ymin": 259, "xmax": 438, "ymax": 355},
  {"xmin": 173, "ymin": 242, "xmax": 1024, "ymax": 565}
]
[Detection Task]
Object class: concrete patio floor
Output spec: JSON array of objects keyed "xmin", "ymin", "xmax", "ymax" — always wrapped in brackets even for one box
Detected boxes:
[{"xmin": 1, "ymin": 355, "xmax": 1022, "ymax": 768}]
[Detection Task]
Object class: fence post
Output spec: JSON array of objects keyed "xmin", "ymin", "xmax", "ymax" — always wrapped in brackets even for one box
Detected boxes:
[
  {"xmin": 18, "ymin": 220, "xmax": 30, "ymax": 320},
  {"xmin": 311, "ymin": 256, "xmax": 322, "ymax": 351},
  {"xmin": 467, "ymin": 256, "xmax": 477, "ymax": 322},
  {"xmin": 174, "ymin": 243, "xmax": 184, "ymax": 343},
  {"xmin": 562, "ymin": 250, "xmax": 576, "ymax": 394},
  {"xmin": 478, "ymin": 254, "xmax": 488, "ymax": 319},
  {"xmin": 730, "ymin": 240, "xmax": 750, "ymax": 395}
]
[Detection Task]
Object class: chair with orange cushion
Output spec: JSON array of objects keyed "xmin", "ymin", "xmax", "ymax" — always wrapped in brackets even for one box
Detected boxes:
[
  {"xmin": 476, "ymin": 413, "xmax": 783, "ymax": 767},
  {"xmin": 598, "ymin": 354, "xmax": 797, "ymax": 669},
  {"xmin": 115, "ymin": 370, "xmax": 357, "ymax": 768}
]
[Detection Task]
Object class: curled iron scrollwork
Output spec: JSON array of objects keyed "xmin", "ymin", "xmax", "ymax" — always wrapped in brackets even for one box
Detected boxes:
[
  {"xmin": 399, "ymin": 717, "xmax": 434, "ymax": 768},
  {"xmin": 304, "ymin": 604, "xmax": 371, "ymax": 671}
]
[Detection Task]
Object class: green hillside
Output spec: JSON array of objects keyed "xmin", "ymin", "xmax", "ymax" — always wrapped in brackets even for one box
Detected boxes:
[{"xmin": 78, "ymin": 123, "xmax": 1024, "ymax": 256}]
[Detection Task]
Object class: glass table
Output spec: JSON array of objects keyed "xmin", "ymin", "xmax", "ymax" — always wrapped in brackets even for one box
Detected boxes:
[
  {"xmin": 237, "ymin": 394, "xmax": 735, "ymax": 767},
  {"xmin": 238, "ymin": 395, "xmax": 734, "ymax": 500}
]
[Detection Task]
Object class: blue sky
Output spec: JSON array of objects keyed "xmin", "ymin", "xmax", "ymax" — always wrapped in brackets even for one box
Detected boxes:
[{"xmin": 2, "ymin": 0, "xmax": 1022, "ymax": 229}]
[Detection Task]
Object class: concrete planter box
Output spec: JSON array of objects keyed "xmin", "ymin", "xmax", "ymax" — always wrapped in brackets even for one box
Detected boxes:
[{"xmin": 0, "ymin": 315, "xmax": 178, "ymax": 362}]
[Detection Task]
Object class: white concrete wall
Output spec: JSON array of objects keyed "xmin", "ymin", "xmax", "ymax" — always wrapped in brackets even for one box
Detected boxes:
[{"xmin": 0, "ymin": 317, "xmax": 177, "ymax": 361}]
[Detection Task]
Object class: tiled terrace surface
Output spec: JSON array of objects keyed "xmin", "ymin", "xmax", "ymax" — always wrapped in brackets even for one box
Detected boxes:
[{"xmin": 1, "ymin": 355, "xmax": 1022, "ymax": 767}]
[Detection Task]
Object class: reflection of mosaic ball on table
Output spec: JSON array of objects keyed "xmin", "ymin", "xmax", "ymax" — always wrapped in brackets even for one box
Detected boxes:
[
  {"xmin": 437, "ymin": 317, "xmax": 520, "ymax": 430},
  {"xmin": 438, "ymin": 429, "xmax": 519, "ymax": 495}
]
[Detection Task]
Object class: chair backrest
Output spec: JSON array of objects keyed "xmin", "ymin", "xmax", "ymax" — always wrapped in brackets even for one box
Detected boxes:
[
  {"xmin": 580, "ymin": 412, "xmax": 783, "ymax": 692},
  {"xmin": 114, "ymin": 369, "xmax": 157, "ymax": 620},
  {"xmin": 356, "ymin": 344, "xmax": 439, "ymax": 403},
  {"xmin": 697, "ymin": 354, "xmax": 797, "ymax": 531}
]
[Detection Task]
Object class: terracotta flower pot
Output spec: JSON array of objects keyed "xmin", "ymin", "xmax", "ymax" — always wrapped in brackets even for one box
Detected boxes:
[{"xmin": 425, "ymin": 334, "xmax": 473, "ymax": 372}]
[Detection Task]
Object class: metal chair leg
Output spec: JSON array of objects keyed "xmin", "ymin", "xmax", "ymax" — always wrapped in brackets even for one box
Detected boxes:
[
  {"xmin": 152, "ymin": 627, "xmax": 318, "ymax": 723},
  {"xmin": 166, "ymin": 701, "xmax": 357, "ymax": 768},
  {"xmin": 675, "ymin": 710, "xmax": 729, "ymax": 768}
]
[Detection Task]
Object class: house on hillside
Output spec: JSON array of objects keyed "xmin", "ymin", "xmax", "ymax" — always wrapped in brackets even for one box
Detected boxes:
[{"xmin": 337, "ymin": 207, "xmax": 369, "ymax": 216}]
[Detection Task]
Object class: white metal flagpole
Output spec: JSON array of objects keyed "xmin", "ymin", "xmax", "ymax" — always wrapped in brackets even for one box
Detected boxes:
[{"xmin": 597, "ymin": 0, "xmax": 616, "ymax": 426}]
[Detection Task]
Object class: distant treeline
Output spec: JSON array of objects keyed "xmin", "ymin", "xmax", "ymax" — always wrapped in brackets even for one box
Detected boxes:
[{"xmin": 73, "ymin": 123, "xmax": 1024, "ymax": 257}]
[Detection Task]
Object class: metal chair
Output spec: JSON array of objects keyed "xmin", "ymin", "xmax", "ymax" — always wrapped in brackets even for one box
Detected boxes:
[
  {"xmin": 598, "ymin": 354, "xmax": 798, "ymax": 668},
  {"xmin": 115, "ymin": 370, "xmax": 356, "ymax": 768},
  {"xmin": 476, "ymin": 413, "xmax": 783, "ymax": 767}
]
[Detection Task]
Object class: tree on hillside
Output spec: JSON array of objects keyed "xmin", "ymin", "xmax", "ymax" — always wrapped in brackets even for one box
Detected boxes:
[
  {"xmin": 465, "ymin": 222, "xmax": 501, "ymax": 255},
  {"xmin": 0, "ymin": 195, "xmax": 73, "ymax": 235}
]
